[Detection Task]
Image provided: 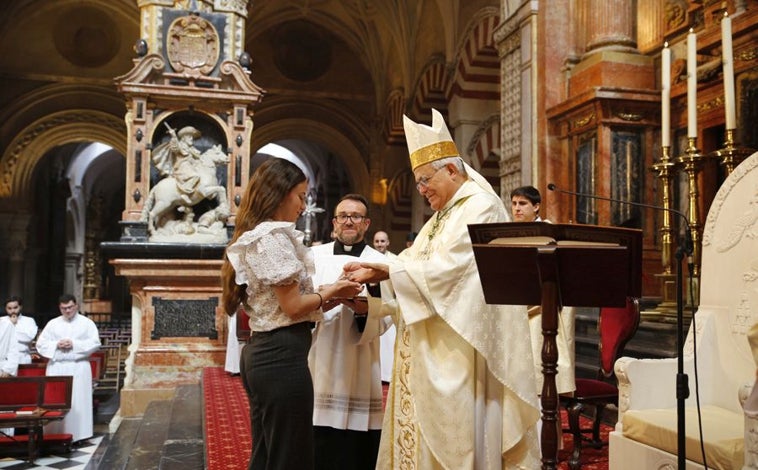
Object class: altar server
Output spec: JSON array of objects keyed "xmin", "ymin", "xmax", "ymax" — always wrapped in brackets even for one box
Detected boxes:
[
  {"xmin": 309, "ymin": 193, "xmax": 392, "ymax": 470},
  {"xmin": 36, "ymin": 294, "xmax": 100, "ymax": 444}
]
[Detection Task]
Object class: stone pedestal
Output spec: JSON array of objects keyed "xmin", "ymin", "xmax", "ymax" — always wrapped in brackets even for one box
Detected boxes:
[{"xmin": 107, "ymin": 253, "xmax": 226, "ymax": 417}]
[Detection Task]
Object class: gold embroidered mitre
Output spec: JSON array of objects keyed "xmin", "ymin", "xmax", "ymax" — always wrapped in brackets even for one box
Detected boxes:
[{"xmin": 403, "ymin": 109, "xmax": 460, "ymax": 170}]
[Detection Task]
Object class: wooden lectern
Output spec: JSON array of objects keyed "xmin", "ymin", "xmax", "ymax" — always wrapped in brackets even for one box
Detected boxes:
[{"xmin": 468, "ymin": 222, "xmax": 642, "ymax": 470}]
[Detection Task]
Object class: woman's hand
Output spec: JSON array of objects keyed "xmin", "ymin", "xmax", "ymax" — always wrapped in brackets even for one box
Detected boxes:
[
  {"xmin": 323, "ymin": 279, "xmax": 363, "ymax": 300},
  {"xmin": 342, "ymin": 262, "xmax": 390, "ymax": 283}
]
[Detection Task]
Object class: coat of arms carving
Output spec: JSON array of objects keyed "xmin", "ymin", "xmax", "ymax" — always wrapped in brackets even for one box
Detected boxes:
[{"xmin": 167, "ymin": 14, "xmax": 220, "ymax": 77}]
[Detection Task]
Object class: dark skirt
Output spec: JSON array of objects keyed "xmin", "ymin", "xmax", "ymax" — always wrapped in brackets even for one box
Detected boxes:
[{"xmin": 240, "ymin": 322, "xmax": 314, "ymax": 470}]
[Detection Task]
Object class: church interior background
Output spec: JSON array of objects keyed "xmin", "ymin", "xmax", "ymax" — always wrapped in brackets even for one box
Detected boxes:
[{"xmin": 1, "ymin": 0, "xmax": 757, "ymax": 375}]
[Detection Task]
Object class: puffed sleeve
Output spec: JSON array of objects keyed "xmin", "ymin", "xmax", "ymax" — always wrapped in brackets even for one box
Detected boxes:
[{"xmin": 228, "ymin": 230, "xmax": 305, "ymax": 287}]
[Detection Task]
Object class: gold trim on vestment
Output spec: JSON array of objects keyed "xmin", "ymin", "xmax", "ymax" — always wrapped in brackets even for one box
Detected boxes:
[{"xmin": 409, "ymin": 141, "xmax": 459, "ymax": 170}]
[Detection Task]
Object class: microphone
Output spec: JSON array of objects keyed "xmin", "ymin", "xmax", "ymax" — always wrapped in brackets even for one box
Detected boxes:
[
  {"xmin": 546, "ymin": 184, "xmax": 698, "ymax": 470},
  {"xmin": 547, "ymin": 183, "xmax": 693, "ymax": 258}
]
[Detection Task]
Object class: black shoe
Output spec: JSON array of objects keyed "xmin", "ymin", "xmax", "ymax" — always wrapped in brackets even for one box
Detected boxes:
[{"xmin": 72, "ymin": 439, "xmax": 92, "ymax": 448}]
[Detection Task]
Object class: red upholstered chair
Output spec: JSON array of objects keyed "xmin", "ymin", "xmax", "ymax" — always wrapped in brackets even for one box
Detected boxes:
[
  {"xmin": 560, "ymin": 297, "xmax": 640, "ymax": 470},
  {"xmin": 17, "ymin": 363, "xmax": 47, "ymax": 377},
  {"xmin": 41, "ymin": 376, "xmax": 73, "ymax": 410}
]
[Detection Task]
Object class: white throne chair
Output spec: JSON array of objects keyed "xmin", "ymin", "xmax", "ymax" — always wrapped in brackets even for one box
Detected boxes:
[{"xmin": 609, "ymin": 151, "xmax": 758, "ymax": 470}]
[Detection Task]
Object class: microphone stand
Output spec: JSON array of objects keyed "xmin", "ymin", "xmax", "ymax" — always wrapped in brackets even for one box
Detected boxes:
[{"xmin": 547, "ymin": 184, "xmax": 693, "ymax": 469}]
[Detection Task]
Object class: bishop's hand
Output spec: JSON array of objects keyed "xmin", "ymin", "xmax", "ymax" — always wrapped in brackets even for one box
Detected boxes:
[{"xmin": 342, "ymin": 261, "xmax": 390, "ymax": 283}]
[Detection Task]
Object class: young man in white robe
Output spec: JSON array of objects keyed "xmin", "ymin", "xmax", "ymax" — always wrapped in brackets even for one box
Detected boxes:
[
  {"xmin": 510, "ymin": 186, "xmax": 577, "ymax": 398},
  {"xmin": 0, "ymin": 316, "xmax": 19, "ymax": 376},
  {"xmin": 36, "ymin": 294, "xmax": 101, "ymax": 444},
  {"xmin": 0, "ymin": 316, "xmax": 19, "ymax": 436},
  {"xmin": 344, "ymin": 109, "xmax": 541, "ymax": 469},
  {"xmin": 308, "ymin": 193, "xmax": 393, "ymax": 470},
  {"xmin": 4, "ymin": 296, "xmax": 38, "ymax": 365}
]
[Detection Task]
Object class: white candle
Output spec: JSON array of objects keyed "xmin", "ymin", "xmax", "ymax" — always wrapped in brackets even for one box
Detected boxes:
[
  {"xmin": 687, "ymin": 28, "xmax": 698, "ymax": 138},
  {"xmin": 662, "ymin": 42, "xmax": 671, "ymax": 147},
  {"xmin": 721, "ymin": 12, "xmax": 736, "ymax": 129}
]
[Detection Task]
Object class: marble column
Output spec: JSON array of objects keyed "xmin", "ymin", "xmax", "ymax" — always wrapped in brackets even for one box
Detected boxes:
[
  {"xmin": 584, "ymin": 0, "xmax": 637, "ymax": 53},
  {"xmin": 568, "ymin": 0, "xmax": 586, "ymax": 63},
  {"xmin": 567, "ymin": 0, "xmax": 652, "ymax": 103}
]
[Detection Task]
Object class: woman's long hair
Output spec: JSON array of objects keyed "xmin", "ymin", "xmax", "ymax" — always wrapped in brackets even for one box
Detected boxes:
[{"xmin": 221, "ymin": 158, "xmax": 307, "ymax": 315}]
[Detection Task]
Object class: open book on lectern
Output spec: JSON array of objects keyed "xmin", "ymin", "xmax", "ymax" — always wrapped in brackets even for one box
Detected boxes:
[{"xmin": 467, "ymin": 222, "xmax": 642, "ymax": 308}]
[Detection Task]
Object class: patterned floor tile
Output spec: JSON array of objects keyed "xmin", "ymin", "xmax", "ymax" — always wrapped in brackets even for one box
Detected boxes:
[{"xmin": 0, "ymin": 435, "xmax": 103, "ymax": 470}]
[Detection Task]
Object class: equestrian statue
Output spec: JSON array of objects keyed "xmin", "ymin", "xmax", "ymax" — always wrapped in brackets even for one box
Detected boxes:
[{"xmin": 141, "ymin": 124, "xmax": 230, "ymax": 242}]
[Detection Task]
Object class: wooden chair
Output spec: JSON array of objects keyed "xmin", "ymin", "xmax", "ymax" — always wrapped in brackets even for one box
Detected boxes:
[
  {"xmin": 0, "ymin": 375, "xmax": 74, "ymax": 462},
  {"xmin": 560, "ymin": 297, "xmax": 640, "ymax": 470}
]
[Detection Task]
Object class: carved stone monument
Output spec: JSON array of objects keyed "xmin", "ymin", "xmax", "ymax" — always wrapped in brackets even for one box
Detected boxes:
[
  {"xmin": 142, "ymin": 125, "xmax": 230, "ymax": 243},
  {"xmin": 108, "ymin": 0, "xmax": 263, "ymax": 417}
]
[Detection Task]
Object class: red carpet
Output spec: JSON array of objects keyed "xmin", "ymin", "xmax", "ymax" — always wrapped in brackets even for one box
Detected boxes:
[
  {"xmin": 202, "ymin": 366, "xmax": 611, "ymax": 469},
  {"xmin": 557, "ymin": 417, "xmax": 612, "ymax": 470},
  {"xmin": 203, "ymin": 367, "xmax": 251, "ymax": 470}
]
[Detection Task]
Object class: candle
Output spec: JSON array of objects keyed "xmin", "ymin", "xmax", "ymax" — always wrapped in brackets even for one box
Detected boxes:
[
  {"xmin": 687, "ymin": 28, "xmax": 697, "ymax": 138},
  {"xmin": 662, "ymin": 42, "xmax": 671, "ymax": 147},
  {"xmin": 721, "ymin": 12, "xmax": 736, "ymax": 129}
]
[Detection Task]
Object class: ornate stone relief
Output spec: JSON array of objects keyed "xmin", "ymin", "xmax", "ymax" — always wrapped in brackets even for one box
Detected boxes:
[
  {"xmin": 213, "ymin": 0, "xmax": 248, "ymax": 16},
  {"xmin": 664, "ymin": 0, "xmax": 689, "ymax": 32},
  {"xmin": 501, "ymin": 47, "xmax": 521, "ymax": 163},
  {"xmin": 167, "ymin": 14, "xmax": 220, "ymax": 76}
]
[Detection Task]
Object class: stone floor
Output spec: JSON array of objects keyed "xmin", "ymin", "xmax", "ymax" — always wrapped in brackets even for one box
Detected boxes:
[
  {"xmin": 0, "ymin": 385, "xmax": 204, "ymax": 470},
  {"xmin": 0, "ymin": 435, "xmax": 104, "ymax": 470}
]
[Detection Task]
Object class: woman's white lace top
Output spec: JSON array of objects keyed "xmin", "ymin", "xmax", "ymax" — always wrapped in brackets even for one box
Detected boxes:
[{"xmin": 226, "ymin": 221, "xmax": 322, "ymax": 331}]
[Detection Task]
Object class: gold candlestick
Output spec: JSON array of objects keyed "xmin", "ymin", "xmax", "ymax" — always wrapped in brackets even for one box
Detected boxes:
[
  {"xmin": 651, "ymin": 146, "xmax": 676, "ymax": 275},
  {"xmin": 676, "ymin": 138, "xmax": 704, "ymax": 279},
  {"xmin": 643, "ymin": 146, "xmax": 681, "ymax": 320},
  {"xmin": 711, "ymin": 129, "xmax": 754, "ymax": 177}
]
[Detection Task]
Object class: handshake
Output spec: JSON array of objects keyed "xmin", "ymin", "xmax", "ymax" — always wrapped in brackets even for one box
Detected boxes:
[
  {"xmin": 339, "ymin": 261, "xmax": 390, "ymax": 283},
  {"xmin": 317, "ymin": 261, "xmax": 390, "ymax": 313}
]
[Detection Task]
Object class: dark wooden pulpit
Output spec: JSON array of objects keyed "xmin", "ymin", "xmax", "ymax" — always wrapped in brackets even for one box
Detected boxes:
[{"xmin": 468, "ymin": 222, "xmax": 642, "ymax": 470}]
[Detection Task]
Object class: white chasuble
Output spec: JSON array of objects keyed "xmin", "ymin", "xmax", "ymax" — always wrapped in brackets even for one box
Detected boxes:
[{"xmin": 377, "ymin": 180, "xmax": 541, "ymax": 470}]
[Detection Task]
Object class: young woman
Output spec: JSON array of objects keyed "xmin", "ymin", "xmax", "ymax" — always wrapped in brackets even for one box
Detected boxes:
[{"xmin": 221, "ymin": 158, "xmax": 361, "ymax": 470}]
